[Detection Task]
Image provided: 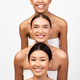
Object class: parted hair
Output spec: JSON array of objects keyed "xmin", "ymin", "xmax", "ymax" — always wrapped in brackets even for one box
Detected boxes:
[
  {"xmin": 30, "ymin": 13, "xmax": 52, "ymax": 28},
  {"xmin": 28, "ymin": 42, "xmax": 52, "ymax": 61}
]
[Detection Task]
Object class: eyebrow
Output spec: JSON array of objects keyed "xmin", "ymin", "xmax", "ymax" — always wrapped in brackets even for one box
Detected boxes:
[
  {"xmin": 43, "ymin": 24, "xmax": 49, "ymax": 26},
  {"xmin": 40, "ymin": 56, "xmax": 46, "ymax": 58},
  {"xmin": 31, "ymin": 56, "xmax": 46, "ymax": 58},
  {"xmin": 33, "ymin": 24, "xmax": 49, "ymax": 26},
  {"xmin": 33, "ymin": 24, "xmax": 39, "ymax": 26},
  {"xmin": 31, "ymin": 56, "xmax": 36, "ymax": 58}
]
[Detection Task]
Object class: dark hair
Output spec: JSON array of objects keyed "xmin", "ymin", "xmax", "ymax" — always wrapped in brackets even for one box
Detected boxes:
[
  {"xmin": 31, "ymin": 13, "xmax": 52, "ymax": 28},
  {"xmin": 28, "ymin": 42, "xmax": 52, "ymax": 61}
]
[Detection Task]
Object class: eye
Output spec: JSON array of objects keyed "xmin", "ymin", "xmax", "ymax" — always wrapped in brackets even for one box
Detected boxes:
[
  {"xmin": 43, "ymin": 25, "xmax": 48, "ymax": 28},
  {"xmin": 34, "ymin": 26, "xmax": 38, "ymax": 28},
  {"xmin": 31, "ymin": 59, "xmax": 36, "ymax": 61},
  {"xmin": 43, "ymin": 26, "xmax": 48, "ymax": 28},
  {"xmin": 33, "ymin": 24, "xmax": 39, "ymax": 28},
  {"xmin": 41, "ymin": 59, "xmax": 45, "ymax": 61}
]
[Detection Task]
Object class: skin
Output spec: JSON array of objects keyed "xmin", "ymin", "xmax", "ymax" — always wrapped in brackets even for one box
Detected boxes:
[
  {"xmin": 27, "ymin": 50, "xmax": 53, "ymax": 80},
  {"xmin": 19, "ymin": 0, "xmax": 68, "ymax": 53},
  {"xmin": 14, "ymin": 17, "xmax": 68, "ymax": 80}
]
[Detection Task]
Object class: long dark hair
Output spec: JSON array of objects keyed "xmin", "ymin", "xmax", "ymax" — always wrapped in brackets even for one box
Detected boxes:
[{"xmin": 28, "ymin": 42, "xmax": 52, "ymax": 61}]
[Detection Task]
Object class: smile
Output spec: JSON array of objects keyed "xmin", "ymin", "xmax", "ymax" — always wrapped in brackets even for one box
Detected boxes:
[
  {"xmin": 34, "ymin": 68, "xmax": 43, "ymax": 72},
  {"xmin": 37, "ymin": 35, "xmax": 45, "ymax": 39},
  {"xmin": 37, "ymin": 4, "xmax": 45, "ymax": 9}
]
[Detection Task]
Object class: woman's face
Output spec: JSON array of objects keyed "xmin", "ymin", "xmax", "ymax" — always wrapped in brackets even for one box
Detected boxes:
[
  {"xmin": 30, "ymin": 0, "xmax": 52, "ymax": 13},
  {"xmin": 29, "ymin": 50, "xmax": 52, "ymax": 76},
  {"xmin": 30, "ymin": 17, "xmax": 52, "ymax": 43}
]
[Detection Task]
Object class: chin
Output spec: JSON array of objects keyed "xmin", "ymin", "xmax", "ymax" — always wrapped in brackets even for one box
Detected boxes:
[
  {"xmin": 36, "ymin": 40, "xmax": 45, "ymax": 43},
  {"xmin": 36, "ymin": 10, "xmax": 46, "ymax": 14},
  {"xmin": 34, "ymin": 73, "xmax": 43, "ymax": 77}
]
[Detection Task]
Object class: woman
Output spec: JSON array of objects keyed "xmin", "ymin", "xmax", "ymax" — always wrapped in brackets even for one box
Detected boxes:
[
  {"xmin": 27, "ymin": 42, "xmax": 53, "ymax": 80},
  {"xmin": 14, "ymin": 14, "xmax": 68, "ymax": 80},
  {"xmin": 20, "ymin": 0, "xmax": 68, "ymax": 53}
]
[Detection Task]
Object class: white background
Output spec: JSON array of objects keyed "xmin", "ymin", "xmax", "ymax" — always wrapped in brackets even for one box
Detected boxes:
[{"xmin": 0, "ymin": 0, "xmax": 80, "ymax": 80}]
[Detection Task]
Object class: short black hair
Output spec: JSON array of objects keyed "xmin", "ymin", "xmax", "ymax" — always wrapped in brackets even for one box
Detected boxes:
[
  {"xmin": 28, "ymin": 42, "xmax": 52, "ymax": 61},
  {"xmin": 31, "ymin": 13, "xmax": 52, "ymax": 28}
]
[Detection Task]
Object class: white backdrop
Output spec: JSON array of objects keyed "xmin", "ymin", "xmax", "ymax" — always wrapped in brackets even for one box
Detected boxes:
[{"xmin": 0, "ymin": 0, "xmax": 80, "ymax": 80}]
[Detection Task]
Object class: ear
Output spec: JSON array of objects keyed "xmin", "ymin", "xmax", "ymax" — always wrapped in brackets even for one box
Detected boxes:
[
  {"xmin": 49, "ymin": 0, "xmax": 52, "ymax": 4},
  {"xmin": 30, "ymin": 0, "xmax": 33, "ymax": 4},
  {"xmin": 50, "ymin": 28, "xmax": 52, "ymax": 34},
  {"xmin": 28, "ymin": 59, "xmax": 30, "ymax": 62},
  {"xmin": 48, "ymin": 60, "xmax": 52, "ymax": 68},
  {"xmin": 30, "ymin": 28, "xmax": 32, "ymax": 33}
]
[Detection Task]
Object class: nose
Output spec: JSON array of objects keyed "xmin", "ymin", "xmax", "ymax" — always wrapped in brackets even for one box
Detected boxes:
[
  {"xmin": 39, "ymin": 27, "xmax": 43, "ymax": 33},
  {"xmin": 38, "ymin": 0, "xmax": 43, "ymax": 3},
  {"xmin": 35, "ymin": 60, "xmax": 40, "ymax": 67}
]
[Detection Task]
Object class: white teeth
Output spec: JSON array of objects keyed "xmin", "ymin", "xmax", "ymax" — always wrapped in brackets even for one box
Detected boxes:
[
  {"xmin": 38, "ymin": 5, "xmax": 44, "ymax": 8},
  {"xmin": 35, "ymin": 69, "xmax": 42, "ymax": 71},
  {"xmin": 38, "ymin": 36, "xmax": 44, "ymax": 37}
]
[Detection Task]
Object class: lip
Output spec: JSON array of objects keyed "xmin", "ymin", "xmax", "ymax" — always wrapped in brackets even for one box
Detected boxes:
[
  {"xmin": 34, "ymin": 68, "xmax": 43, "ymax": 72},
  {"xmin": 36, "ymin": 4, "xmax": 45, "ymax": 9},
  {"xmin": 36, "ymin": 34, "xmax": 45, "ymax": 39}
]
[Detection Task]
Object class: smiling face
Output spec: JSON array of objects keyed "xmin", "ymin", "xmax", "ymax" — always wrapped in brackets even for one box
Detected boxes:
[
  {"xmin": 30, "ymin": 0, "xmax": 52, "ymax": 13},
  {"xmin": 30, "ymin": 17, "xmax": 52, "ymax": 43},
  {"xmin": 29, "ymin": 50, "xmax": 52, "ymax": 77}
]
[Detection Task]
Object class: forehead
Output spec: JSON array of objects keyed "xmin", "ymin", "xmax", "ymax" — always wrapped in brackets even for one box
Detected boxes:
[
  {"xmin": 32, "ymin": 17, "xmax": 50, "ymax": 25},
  {"xmin": 30, "ymin": 50, "xmax": 48, "ymax": 58},
  {"xmin": 31, "ymin": 0, "xmax": 50, "ymax": 2}
]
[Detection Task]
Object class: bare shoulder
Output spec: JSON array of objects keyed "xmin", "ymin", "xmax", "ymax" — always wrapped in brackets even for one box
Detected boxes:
[
  {"xmin": 50, "ymin": 13, "xmax": 67, "ymax": 28},
  {"xmin": 56, "ymin": 49, "xmax": 68, "ymax": 60},
  {"xmin": 19, "ymin": 15, "xmax": 34, "ymax": 32},
  {"xmin": 14, "ymin": 48, "xmax": 28, "ymax": 62},
  {"xmin": 57, "ymin": 16, "xmax": 67, "ymax": 28},
  {"xmin": 50, "ymin": 45, "xmax": 68, "ymax": 60},
  {"xmin": 14, "ymin": 45, "xmax": 33, "ymax": 62}
]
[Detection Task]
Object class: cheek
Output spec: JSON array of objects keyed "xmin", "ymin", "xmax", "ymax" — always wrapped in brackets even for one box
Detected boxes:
[
  {"xmin": 32, "ymin": 0, "xmax": 37, "ymax": 4},
  {"xmin": 30, "ymin": 61, "xmax": 35, "ymax": 68},
  {"xmin": 32, "ymin": 28, "xmax": 38, "ymax": 32},
  {"xmin": 32, "ymin": 29, "xmax": 37, "ymax": 34},
  {"xmin": 41, "ymin": 62, "xmax": 49, "ymax": 68},
  {"xmin": 45, "ymin": 30, "xmax": 51, "ymax": 35},
  {"xmin": 43, "ymin": 0, "xmax": 50, "ymax": 4}
]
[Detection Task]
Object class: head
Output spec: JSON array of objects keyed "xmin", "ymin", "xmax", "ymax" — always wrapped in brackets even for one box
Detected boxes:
[
  {"xmin": 28, "ymin": 42, "xmax": 52, "ymax": 77},
  {"xmin": 30, "ymin": 13, "xmax": 52, "ymax": 43},
  {"xmin": 30, "ymin": 0, "xmax": 52, "ymax": 13}
]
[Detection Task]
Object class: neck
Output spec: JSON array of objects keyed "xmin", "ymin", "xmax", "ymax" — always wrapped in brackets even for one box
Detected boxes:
[
  {"xmin": 35, "ymin": 11, "xmax": 50, "ymax": 17},
  {"xmin": 34, "ymin": 41, "xmax": 49, "ymax": 46},
  {"xmin": 32, "ymin": 74, "xmax": 49, "ymax": 80}
]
